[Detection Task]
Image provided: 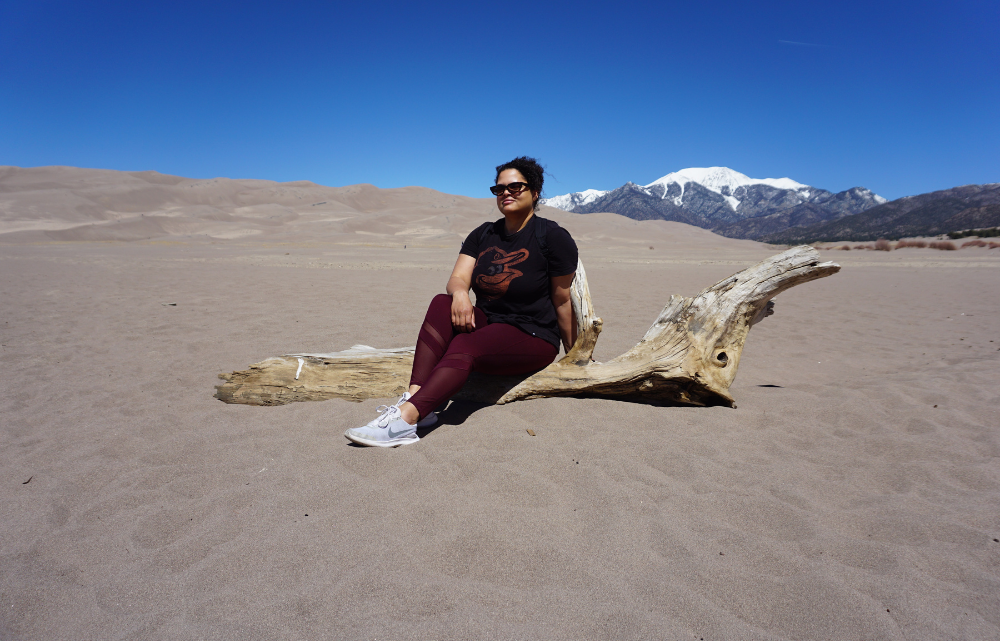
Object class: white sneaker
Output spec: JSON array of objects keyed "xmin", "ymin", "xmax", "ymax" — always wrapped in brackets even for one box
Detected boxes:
[
  {"xmin": 387, "ymin": 392, "xmax": 438, "ymax": 428},
  {"xmin": 345, "ymin": 405, "xmax": 419, "ymax": 447}
]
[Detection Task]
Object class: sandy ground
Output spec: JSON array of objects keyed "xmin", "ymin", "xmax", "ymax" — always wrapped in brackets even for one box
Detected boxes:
[{"xmin": 1, "ymin": 167, "xmax": 999, "ymax": 639}]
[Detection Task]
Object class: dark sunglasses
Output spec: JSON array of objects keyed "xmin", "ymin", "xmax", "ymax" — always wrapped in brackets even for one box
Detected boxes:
[{"xmin": 490, "ymin": 182, "xmax": 530, "ymax": 196}]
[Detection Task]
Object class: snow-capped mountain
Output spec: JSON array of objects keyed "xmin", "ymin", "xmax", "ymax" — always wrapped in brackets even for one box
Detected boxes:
[
  {"xmin": 541, "ymin": 188, "xmax": 608, "ymax": 211},
  {"xmin": 541, "ymin": 167, "xmax": 887, "ymax": 239},
  {"xmin": 645, "ymin": 167, "xmax": 813, "ymax": 209}
]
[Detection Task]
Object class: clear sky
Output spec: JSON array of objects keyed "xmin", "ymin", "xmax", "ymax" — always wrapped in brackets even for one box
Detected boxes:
[{"xmin": 2, "ymin": 0, "xmax": 997, "ymax": 201}]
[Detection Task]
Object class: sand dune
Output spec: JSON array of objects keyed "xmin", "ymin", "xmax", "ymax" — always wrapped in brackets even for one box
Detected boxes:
[
  {"xmin": 0, "ymin": 166, "xmax": 767, "ymax": 253},
  {"xmin": 0, "ymin": 166, "xmax": 490, "ymax": 244},
  {"xmin": 1, "ymin": 167, "xmax": 998, "ymax": 639}
]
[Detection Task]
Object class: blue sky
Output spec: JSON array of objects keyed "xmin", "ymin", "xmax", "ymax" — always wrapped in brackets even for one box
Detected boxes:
[{"xmin": 2, "ymin": 0, "xmax": 997, "ymax": 200}]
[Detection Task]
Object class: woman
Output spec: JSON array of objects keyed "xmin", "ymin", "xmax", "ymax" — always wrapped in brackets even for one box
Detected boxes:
[{"xmin": 345, "ymin": 156, "xmax": 579, "ymax": 447}]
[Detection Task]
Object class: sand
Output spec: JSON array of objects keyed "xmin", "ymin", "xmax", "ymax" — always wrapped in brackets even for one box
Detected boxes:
[{"xmin": 1, "ymin": 167, "xmax": 999, "ymax": 639}]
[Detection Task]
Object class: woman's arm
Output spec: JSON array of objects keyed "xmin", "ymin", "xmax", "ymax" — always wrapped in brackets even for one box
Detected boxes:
[
  {"xmin": 447, "ymin": 254, "xmax": 477, "ymax": 332},
  {"xmin": 550, "ymin": 272, "xmax": 577, "ymax": 353}
]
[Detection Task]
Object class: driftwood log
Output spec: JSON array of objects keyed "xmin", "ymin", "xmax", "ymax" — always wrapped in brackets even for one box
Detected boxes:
[{"xmin": 215, "ymin": 245, "xmax": 839, "ymax": 408}]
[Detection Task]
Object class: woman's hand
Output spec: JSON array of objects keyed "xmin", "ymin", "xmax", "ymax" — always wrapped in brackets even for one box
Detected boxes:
[
  {"xmin": 450, "ymin": 290, "xmax": 476, "ymax": 333},
  {"xmin": 447, "ymin": 254, "xmax": 477, "ymax": 333}
]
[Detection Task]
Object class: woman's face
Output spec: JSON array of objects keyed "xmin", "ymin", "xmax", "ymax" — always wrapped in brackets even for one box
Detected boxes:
[{"xmin": 495, "ymin": 168, "xmax": 537, "ymax": 217}]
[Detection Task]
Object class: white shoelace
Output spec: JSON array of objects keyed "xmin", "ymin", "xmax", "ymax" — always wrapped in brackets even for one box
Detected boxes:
[
  {"xmin": 376, "ymin": 405, "xmax": 401, "ymax": 429},
  {"xmin": 373, "ymin": 393, "xmax": 409, "ymax": 417},
  {"xmin": 361, "ymin": 394, "xmax": 411, "ymax": 431}
]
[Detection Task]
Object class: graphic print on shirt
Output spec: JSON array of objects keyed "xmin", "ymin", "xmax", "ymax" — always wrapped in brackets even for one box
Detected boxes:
[{"xmin": 475, "ymin": 246, "xmax": 529, "ymax": 301}]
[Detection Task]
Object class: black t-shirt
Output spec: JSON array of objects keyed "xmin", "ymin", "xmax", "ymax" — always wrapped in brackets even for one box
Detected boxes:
[{"xmin": 459, "ymin": 216, "xmax": 578, "ymax": 349}]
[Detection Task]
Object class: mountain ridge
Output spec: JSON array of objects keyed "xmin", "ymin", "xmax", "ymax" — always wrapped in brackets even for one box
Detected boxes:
[
  {"xmin": 761, "ymin": 183, "xmax": 1000, "ymax": 243},
  {"xmin": 542, "ymin": 167, "xmax": 886, "ymax": 239}
]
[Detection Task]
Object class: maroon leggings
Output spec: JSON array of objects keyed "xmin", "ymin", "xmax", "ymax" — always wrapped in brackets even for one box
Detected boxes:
[{"xmin": 408, "ymin": 294, "xmax": 558, "ymax": 418}]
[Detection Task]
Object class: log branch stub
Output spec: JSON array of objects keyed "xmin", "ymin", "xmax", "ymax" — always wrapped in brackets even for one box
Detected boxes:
[
  {"xmin": 564, "ymin": 259, "xmax": 603, "ymax": 365},
  {"xmin": 214, "ymin": 247, "xmax": 838, "ymax": 408},
  {"xmin": 496, "ymin": 245, "xmax": 839, "ymax": 406}
]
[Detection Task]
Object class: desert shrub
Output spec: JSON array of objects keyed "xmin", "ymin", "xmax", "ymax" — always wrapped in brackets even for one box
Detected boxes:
[
  {"xmin": 929, "ymin": 241, "xmax": 957, "ymax": 250},
  {"xmin": 989, "ymin": 242, "xmax": 1000, "ymax": 249},
  {"xmin": 874, "ymin": 238, "xmax": 893, "ymax": 251},
  {"xmin": 949, "ymin": 227, "xmax": 1000, "ymax": 239},
  {"xmin": 837, "ymin": 245, "xmax": 851, "ymax": 250},
  {"xmin": 961, "ymin": 240, "xmax": 987, "ymax": 248},
  {"xmin": 912, "ymin": 241, "xmax": 927, "ymax": 248},
  {"xmin": 853, "ymin": 244, "xmax": 870, "ymax": 250}
]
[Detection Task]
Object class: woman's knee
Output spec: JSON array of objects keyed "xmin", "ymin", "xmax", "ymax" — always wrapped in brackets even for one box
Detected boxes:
[
  {"xmin": 428, "ymin": 292, "xmax": 450, "ymax": 309},
  {"xmin": 420, "ymin": 293, "xmax": 452, "ymax": 319}
]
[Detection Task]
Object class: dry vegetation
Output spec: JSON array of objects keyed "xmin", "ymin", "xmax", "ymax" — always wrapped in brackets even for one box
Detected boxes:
[
  {"xmin": 823, "ymin": 239, "xmax": 990, "ymax": 251},
  {"xmin": 948, "ymin": 226, "xmax": 1000, "ymax": 239}
]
